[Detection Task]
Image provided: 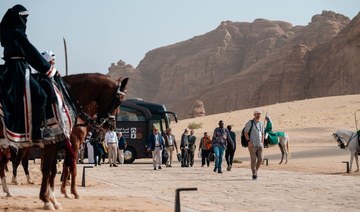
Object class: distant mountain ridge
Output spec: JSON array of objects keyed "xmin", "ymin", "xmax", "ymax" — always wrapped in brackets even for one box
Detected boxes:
[{"xmin": 108, "ymin": 11, "xmax": 359, "ymax": 119}]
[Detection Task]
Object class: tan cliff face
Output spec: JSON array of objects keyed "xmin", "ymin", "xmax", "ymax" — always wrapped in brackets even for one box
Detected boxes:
[{"xmin": 108, "ymin": 11, "xmax": 358, "ymax": 119}]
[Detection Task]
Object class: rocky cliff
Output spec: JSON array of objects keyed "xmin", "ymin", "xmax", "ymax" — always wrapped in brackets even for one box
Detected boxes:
[{"xmin": 108, "ymin": 11, "xmax": 358, "ymax": 119}]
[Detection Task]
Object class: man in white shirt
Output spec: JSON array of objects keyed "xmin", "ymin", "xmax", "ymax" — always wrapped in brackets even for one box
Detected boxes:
[
  {"xmin": 105, "ymin": 125, "xmax": 119, "ymax": 167},
  {"xmin": 164, "ymin": 128, "xmax": 178, "ymax": 167}
]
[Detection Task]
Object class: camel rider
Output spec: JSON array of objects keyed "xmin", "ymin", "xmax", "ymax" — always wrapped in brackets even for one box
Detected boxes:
[
  {"xmin": 264, "ymin": 115, "xmax": 285, "ymax": 146},
  {"xmin": 0, "ymin": 5, "xmax": 56, "ymax": 143}
]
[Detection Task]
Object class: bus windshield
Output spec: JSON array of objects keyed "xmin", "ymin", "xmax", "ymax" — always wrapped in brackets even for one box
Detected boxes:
[{"xmin": 151, "ymin": 114, "xmax": 167, "ymax": 132}]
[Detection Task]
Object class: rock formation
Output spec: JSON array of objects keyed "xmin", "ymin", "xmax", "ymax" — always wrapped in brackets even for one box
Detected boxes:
[
  {"xmin": 191, "ymin": 99, "xmax": 206, "ymax": 118},
  {"xmin": 108, "ymin": 11, "xmax": 359, "ymax": 119}
]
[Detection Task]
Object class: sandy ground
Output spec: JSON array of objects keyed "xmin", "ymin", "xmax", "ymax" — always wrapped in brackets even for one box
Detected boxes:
[{"xmin": 1, "ymin": 94, "xmax": 360, "ymax": 211}]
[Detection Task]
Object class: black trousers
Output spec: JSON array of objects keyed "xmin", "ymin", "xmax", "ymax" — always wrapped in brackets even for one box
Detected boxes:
[
  {"xmin": 93, "ymin": 142, "xmax": 104, "ymax": 165},
  {"xmin": 181, "ymin": 149, "xmax": 188, "ymax": 167},
  {"xmin": 188, "ymin": 150, "xmax": 195, "ymax": 167},
  {"xmin": 225, "ymin": 149, "xmax": 236, "ymax": 166},
  {"xmin": 201, "ymin": 149, "xmax": 210, "ymax": 166}
]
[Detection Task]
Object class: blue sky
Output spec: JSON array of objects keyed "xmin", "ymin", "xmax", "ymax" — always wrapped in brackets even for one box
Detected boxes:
[{"xmin": 0, "ymin": 0, "xmax": 359, "ymax": 75}]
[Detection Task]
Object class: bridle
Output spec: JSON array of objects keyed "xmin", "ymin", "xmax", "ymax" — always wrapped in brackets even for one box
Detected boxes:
[
  {"xmin": 59, "ymin": 77, "xmax": 127, "ymax": 131},
  {"xmin": 93, "ymin": 78, "xmax": 128, "ymax": 127},
  {"xmin": 333, "ymin": 132, "xmax": 356, "ymax": 149}
]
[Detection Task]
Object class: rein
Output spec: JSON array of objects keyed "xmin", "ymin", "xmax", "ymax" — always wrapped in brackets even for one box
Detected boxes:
[
  {"xmin": 334, "ymin": 132, "xmax": 356, "ymax": 149},
  {"xmin": 60, "ymin": 77, "xmax": 126, "ymax": 131},
  {"xmin": 347, "ymin": 133, "xmax": 357, "ymax": 147}
]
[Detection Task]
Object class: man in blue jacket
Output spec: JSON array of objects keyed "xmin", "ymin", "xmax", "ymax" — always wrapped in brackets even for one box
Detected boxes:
[{"xmin": 147, "ymin": 127, "xmax": 165, "ymax": 170}]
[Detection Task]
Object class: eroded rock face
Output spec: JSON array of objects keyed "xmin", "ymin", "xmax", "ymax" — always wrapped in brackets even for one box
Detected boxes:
[
  {"xmin": 305, "ymin": 11, "xmax": 360, "ymax": 98},
  {"xmin": 108, "ymin": 11, "xmax": 358, "ymax": 119},
  {"xmin": 107, "ymin": 60, "xmax": 141, "ymax": 97}
]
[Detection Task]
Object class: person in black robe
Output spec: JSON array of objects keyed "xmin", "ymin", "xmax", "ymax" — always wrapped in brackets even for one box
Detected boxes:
[
  {"xmin": 90, "ymin": 129, "xmax": 105, "ymax": 166},
  {"xmin": 0, "ymin": 4, "xmax": 56, "ymax": 143}
]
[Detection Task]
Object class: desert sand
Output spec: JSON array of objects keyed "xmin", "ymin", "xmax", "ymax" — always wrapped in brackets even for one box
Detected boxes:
[{"xmin": 1, "ymin": 95, "xmax": 359, "ymax": 211}]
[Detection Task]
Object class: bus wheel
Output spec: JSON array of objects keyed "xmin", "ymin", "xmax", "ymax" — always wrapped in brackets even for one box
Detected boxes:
[{"xmin": 124, "ymin": 147, "xmax": 136, "ymax": 164}]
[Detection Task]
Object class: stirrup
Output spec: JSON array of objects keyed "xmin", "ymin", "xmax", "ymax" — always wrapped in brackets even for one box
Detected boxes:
[{"xmin": 41, "ymin": 127, "xmax": 55, "ymax": 141}]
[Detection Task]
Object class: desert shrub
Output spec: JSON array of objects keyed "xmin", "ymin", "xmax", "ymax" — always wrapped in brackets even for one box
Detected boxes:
[{"xmin": 188, "ymin": 122, "xmax": 203, "ymax": 129}]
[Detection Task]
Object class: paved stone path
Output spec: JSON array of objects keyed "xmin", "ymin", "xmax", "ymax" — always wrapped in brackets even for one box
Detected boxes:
[{"xmin": 83, "ymin": 160, "xmax": 359, "ymax": 212}]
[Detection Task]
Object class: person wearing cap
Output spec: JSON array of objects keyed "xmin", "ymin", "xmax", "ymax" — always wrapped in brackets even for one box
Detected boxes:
[
  {"xmin": 244, "ymin": 109, "xmax": 265, "ymax": 180},
  {"xmin": 212, "ymin": 120, "xmax": 234, "ymax": 173},
  {"xmin": 180, "ymin": 128, "xmax": 190, "ymax": 167},
  {"xmin": 147, "ymin": 127, "xmax": 165, "ymax": 170},
  {"xmin": 105, "ymin": 125, "xmax": 119, "ymax": 167},
  {"xmin": 0, "ymin": 5, "xmax": 58, "ymax": 142}
]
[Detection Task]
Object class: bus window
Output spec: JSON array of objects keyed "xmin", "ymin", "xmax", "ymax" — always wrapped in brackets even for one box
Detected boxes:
[
  {"xmin": 151, "ymin": 119, "xmax": 162, "ymax": 132},
  {"xmin": 161, "ymin": 118, "xmax": 167, "ymax": 131},
  {"xmin": 118, "ymin": 106, "xmax": 146, "ymax": 122},
  {"xmin": 152, "ymin": 114, "xmax": 169, "ymax": 132}
]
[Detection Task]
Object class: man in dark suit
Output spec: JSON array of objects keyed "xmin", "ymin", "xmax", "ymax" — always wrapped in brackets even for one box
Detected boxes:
[
  {"xmin": 180, "ymin": 129, "xmax": 189, "ymax": 167},
  {"xmin": 147, "ymin": 127, "xmax": 165, "ymax": 170},
  {"xmin": 187, "ymin": 130, "xmax": 197, "ymax": 167}
]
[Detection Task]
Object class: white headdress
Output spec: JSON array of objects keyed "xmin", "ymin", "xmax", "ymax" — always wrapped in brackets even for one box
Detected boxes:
[{"xmin": 41, "ymin": 50, "xmax": 55, "ymax": 62}]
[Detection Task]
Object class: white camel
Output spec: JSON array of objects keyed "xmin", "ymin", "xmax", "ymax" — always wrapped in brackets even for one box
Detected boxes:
[{"xmin": 333, "ymin": 130, "xmax": 359, "ymax": 172}]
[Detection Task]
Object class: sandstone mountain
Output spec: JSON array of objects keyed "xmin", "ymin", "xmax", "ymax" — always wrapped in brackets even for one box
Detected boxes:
[{"xmin": 108, "ymin": 11, "xmax": 359, "ymax": 119}]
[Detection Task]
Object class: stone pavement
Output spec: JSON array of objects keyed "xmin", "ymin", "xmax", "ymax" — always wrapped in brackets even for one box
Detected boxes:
[{"xmin": 83, "ymin": 160, "xmax": 359, "ymax": 212}]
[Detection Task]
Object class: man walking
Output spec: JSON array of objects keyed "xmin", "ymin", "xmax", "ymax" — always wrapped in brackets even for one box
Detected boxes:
[
  {"xmin": 225, "ymin": 125, "xmax": 236, "ymax": 171},
  {"xmin": 212, "ymin": 120, "xmax": 233, "ymax": 173},
  {"xmin": 187, "ymin": 130, "xmax": 197, "ymax": 167},
  {"xmin": 164, "ymin": 128, "xmax": 178, "ymax": 167},
  {"xmin": 180, "ymin": 129, "xmax": 189, "ymax": 167},
  {"xmin": 105, "ymin": 125, "xmax": 118, "ymax": 167},
  {"xmin": 147, "ymin": 128, "xmax": 165, "ymax": 170},
  {"xmin": 244, "ymin": 110, "xmax": 264, "ymax": 180}
]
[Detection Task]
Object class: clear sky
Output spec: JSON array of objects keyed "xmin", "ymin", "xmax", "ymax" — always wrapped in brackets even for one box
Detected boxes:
[{"xmin": 0, "ymin": 0, "xmax": 359, "ymax": 75}]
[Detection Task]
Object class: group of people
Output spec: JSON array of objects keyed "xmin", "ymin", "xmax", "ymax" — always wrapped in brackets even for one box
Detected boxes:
[
  {"xmin": 146, "ymin": 109, "xmax": 266, "ymax": 180},
  {"xmin": 79, "ymin": 125, "xmax": 127, "ymax": 167},
  {"xmin": 180, "ymin": 129, "xmax": 196, "ymax": 167},
  {"xmin": 146, "ymin": 120, "xmax": 238, "ymax": 173}
]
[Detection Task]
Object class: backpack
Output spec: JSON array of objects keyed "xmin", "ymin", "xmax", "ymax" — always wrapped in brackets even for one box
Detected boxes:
[{"xmin": 241, "ymin": 120, "xmax": 254, "ymax": 148}]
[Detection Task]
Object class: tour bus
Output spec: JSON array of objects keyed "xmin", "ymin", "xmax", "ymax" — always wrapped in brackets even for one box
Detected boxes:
[{"xmin": 115, "ymin": 98, "xmax": 177, "ymax": 163}]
